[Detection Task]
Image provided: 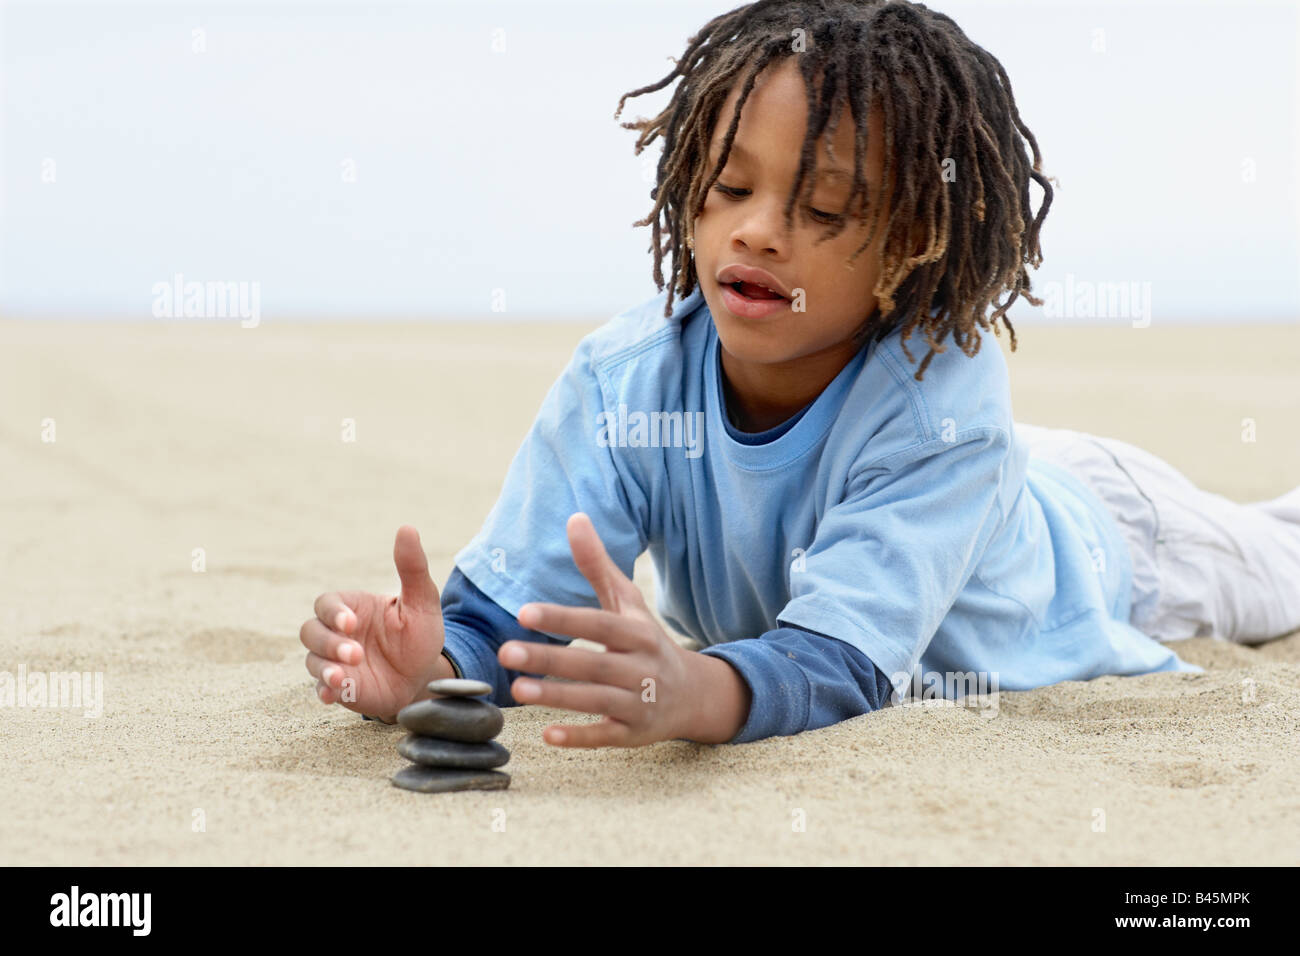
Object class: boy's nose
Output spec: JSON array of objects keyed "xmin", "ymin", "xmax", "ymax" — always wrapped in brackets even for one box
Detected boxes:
[{"xmin": 731, "ymin": 201, "xmax": 794, "ymax": 256}]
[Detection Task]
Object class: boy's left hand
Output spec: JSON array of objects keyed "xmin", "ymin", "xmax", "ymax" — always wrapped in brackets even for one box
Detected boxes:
[{"xmin": 498, "ymin": 512, "xmax": 699, "ymax": 748}]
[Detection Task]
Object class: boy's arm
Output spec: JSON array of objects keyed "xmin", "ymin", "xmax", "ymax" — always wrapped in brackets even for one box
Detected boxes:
[
  {"xmin": 438, "ymin": 566, "xmax": 574, "ymax": 709},
  {"xmin": 694, "ymin": 625, "xmax": 895, "ymax": 744}
]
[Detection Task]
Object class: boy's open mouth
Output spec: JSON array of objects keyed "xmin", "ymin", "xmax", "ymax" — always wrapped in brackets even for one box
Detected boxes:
[{"xmin": 727, "ymin": 280, "xmax": 788, "ymax": 301}]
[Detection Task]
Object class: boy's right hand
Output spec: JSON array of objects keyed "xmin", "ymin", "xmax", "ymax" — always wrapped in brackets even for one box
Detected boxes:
[{"xmin": 300, "ymin": 525, "xmax": 446, "ymax": 723}]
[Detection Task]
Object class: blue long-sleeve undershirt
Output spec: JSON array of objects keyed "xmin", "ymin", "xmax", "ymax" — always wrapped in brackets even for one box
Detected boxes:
[{"xmin": 438, "ymin": 566, "xmax": 895, "ymax": 744}]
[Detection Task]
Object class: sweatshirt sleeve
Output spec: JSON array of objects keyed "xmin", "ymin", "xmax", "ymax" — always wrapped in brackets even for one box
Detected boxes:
[
  {"xmin": 698, "ymin": 625, "xmax": 896, "ymax": 744},
  {"xmin": 438, "ymin": 565, "xmax": 572, "ymax": 709}
]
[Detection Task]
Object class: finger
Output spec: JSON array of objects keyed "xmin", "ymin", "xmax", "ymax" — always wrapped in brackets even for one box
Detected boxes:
[
  {"xmin": 315, "ymin": 678, "xmax": 337, "ymax": 704},
  {"xmin": 299, "ymin": 618, "xmax": 364, "ymax": 665},
  {"xmin": 566, "ymin": 512, "xmax": 644, "ymax": 613},
  {"xmin": 393, "ymin": 526, "xmax": 441, "ymax": 613},
  {"xmin": 514, "ymin": 604, "xmax": 647, "ymax": 652},
  {"xmin": 510, "ymin": 676, "xmax": 641, "ymax": 722},
  {"xmin": 544, "ymin": 715, "xmax": 633, "ymax": 748},
  {"xmin": 499, "ymin": 638, "xmax": 640, "ymax": 685},
  {"xmin": 304, "ymin": 651, "xmax": 347, "ymax": 690},
  {"xmin": 314, "ymin": 592, "xmax": 356, "ymax": 635}
]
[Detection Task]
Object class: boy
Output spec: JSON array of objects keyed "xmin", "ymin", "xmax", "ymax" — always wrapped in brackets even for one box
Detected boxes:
[{"xmin": 300, "ymin": 0, "xmax": 1300, "ymax": 746}]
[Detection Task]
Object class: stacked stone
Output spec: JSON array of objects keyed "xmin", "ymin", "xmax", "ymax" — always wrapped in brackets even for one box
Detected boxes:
[{"xmin": 390, "ymin": 678, "xmax": 510, "ymax": 792}]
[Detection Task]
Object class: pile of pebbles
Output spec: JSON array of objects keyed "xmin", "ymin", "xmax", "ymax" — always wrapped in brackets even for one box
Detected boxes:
[{"xmin": 390, "ymin": 678, "xmax": 510, "ymax": 792}]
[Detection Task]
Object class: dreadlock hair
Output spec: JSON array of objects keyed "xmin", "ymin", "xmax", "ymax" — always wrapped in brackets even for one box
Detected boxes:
[{"xmin": 613, "ymin": 0, "xmax": 1053, "ymax": 381}]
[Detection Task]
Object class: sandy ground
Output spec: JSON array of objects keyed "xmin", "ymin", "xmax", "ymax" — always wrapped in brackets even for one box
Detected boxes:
[{"xmin": 1, "ymin": 315, "xmax": 1298, "ymax": 866}]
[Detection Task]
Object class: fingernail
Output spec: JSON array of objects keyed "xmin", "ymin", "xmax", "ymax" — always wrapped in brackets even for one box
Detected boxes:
[
  {"xmin": 501, "ymin": 645, "xmax": 526, "ymax": 666},
  {"xmin": 322, "ymin": 665, "xmax": 337, "ymax": 685},
  {"xmin": 335, "ymin": 610, "xmax": 349, "ymax": 632},
  {"xmin": 343, "ymin": 642, "xmax": 362, "ymax": 664},
  {"xmin": 515, "ymin": 679, "xmax": 539, "ymax": 700},
  {"xmin": 548, "ymin": 728, "xmax": 567, "ymax": 744}
]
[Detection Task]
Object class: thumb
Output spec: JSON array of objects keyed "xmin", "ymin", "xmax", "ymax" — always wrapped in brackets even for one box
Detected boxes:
[
  {"xmin": 393, "ymin": 525, "xmax": 441, "ymax": 613},
  {"xmin": 566, "ymin": 512, "xmax": 643, "ymax": 613}
]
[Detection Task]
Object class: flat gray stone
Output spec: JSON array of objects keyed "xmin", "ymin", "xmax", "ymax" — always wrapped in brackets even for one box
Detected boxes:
[
  {"xmin": 397, "ymin": 733, "xmax": 509, "ymax": 769},
  {"xmin": 427, "ymin": 678, "xmax": 493, "ymax": 698},
  {"xmin": 397, "ymin": 697, "xmax": 503, "ymax": 743},
  {"xmin": 391, "ymin": 765, "xmax": 510, "ymax": 793}
]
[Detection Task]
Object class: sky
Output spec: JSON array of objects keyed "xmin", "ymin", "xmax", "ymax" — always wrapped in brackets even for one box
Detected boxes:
[{"xmin": 0, "ymin": 0, "xmax": 1296, "ymax": 323}]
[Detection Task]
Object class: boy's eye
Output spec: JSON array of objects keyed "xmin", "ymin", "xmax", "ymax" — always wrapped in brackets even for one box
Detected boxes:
[
  {"xmin": 808, "ymin": 207, "xmax": 844, "ymax": 225},
  {"xmin": 712, "ymin": 184, "xmax": 844, "ymax": 225}
]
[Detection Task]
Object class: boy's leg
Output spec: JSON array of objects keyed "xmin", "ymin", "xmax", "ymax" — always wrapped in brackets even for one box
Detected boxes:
[
  {"xmin": 1015, "ymin": 421, "xmax": 1300, "ymax": 645},
  {"xmin": 1015, "ymin": 421, "xmax": 1163, "ymax": 634},
  {"xmin": 1248, "ymin": 485, "xmax": 1300, "ymax": 525}
]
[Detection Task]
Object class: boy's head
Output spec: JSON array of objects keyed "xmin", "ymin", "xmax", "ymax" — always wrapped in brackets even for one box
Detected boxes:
[{"xmin": 615, "ymin": 0, "xmax": 1053, "ymax": 380}]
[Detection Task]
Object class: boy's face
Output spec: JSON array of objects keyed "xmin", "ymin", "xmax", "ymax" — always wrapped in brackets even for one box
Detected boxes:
[{"xmin": 692, "ymin": 57, "xmax": 891, "ymax": 370}]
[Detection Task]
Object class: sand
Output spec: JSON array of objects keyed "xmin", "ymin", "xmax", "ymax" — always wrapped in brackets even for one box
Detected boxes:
[{"xmin": 1, "ymin": 315, "xmax": 1297, "ymax": 866}]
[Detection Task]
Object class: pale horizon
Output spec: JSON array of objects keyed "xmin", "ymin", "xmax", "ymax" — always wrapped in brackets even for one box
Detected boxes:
[{"xmin": 1, "ymin": 0, "xmax": 1297, "ymax": 324}]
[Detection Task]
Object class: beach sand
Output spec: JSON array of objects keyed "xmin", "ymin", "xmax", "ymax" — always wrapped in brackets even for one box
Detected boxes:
[{"xmin": 1, "ymin": 315, "xmax": 1297, "ymax": 865}]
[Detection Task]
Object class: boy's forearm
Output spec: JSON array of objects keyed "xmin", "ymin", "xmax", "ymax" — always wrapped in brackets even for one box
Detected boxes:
[{"xmin": 681, "ymin": 652, "xmax": 751, "ymax": 744}]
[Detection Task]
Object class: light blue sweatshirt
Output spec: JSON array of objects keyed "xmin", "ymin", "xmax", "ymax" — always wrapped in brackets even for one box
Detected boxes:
[{"xmin": 440, "ymin": 285, "xmax": 1200, "ymax": 743}]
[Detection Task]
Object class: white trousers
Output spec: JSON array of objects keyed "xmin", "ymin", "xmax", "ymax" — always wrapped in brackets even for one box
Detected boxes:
[{"xmin": 1015, "ymin": 422, "xmax": 1300, "ymax": 645}]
